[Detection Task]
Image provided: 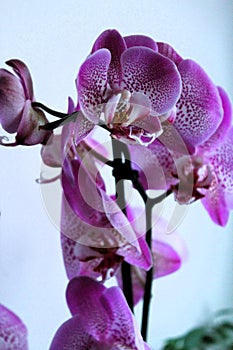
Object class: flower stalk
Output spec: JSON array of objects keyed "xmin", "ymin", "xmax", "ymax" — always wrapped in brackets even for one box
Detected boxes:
[{"xmin": 111, "ymin": 138, "xmax": 134, "ymax": 312}]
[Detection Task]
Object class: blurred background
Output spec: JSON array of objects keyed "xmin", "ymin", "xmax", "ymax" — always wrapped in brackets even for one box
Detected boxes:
[{"xmin": 0, "ymin": 1, "xmax": 232, "ymax": 349}]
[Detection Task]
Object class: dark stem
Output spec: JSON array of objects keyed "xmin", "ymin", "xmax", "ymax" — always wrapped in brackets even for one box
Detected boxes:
[
  {"xmin": 39, "ymin": 112, "xmax": 78, "ymax": 131},
  {"xmin": 32, "ymin": 102, "xmax": 68, "ymax": 118},
  {"xmin": 111, "ymin": 139, "xmax": 134, "ymax": 312},
  {"xmin": 141, "ymin": 200, "xmax": 153, "ymax": 340}
]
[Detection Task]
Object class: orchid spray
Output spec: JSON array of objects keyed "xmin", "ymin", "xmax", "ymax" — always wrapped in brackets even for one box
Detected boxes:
[{"xmin": 0, "ymin": 29, "xmax": 232, "ymax": 349}]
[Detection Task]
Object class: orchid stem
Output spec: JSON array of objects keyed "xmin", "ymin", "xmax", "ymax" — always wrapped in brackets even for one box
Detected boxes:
[
  {"xmin": 111, "ymin": 139, "xmax": 134, "ymax": 312},
  {"xmin": 141, "ymin": 201, "xmax": 153, "ymax": 341},
  {"xmin": 32, "ymin": 102, "xmax": 68, "ymax": 118}
]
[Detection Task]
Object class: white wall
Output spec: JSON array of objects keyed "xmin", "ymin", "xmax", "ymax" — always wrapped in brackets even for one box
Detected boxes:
[{"xmin": 0, "ymin": 1, "xmax": 232, "ymax": 349}]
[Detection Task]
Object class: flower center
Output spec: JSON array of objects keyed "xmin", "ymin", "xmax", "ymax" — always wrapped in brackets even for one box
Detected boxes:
[{"xmin": 112, "ymin": 90, "xmax": 132, "ymax": 125}]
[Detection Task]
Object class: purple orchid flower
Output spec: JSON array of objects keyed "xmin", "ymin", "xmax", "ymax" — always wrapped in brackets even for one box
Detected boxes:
[
  {"xmin": 0, "ymin": 59, "xmax": 51, "ymax": 146},
  {"xmin": 49, "ymin": 276, "xmax": 150, "ymax": 350},
  {"xmin": 61, "ymin": 190, "xmax": 152, "ymax": 281},
  {"xmin": 74, "ymin": 29, "xmax": 223, "ymax": 152},
  {"xmin": 0, "ymin": 304, "xmax": 28, "ymax": 349},
  {"xmin": 128, "ymin": 86, "xmax": 233, "ymax": 226},
  {"xmin": 76, "ymin": 29, "xmax": 182, "ymax": 145}
]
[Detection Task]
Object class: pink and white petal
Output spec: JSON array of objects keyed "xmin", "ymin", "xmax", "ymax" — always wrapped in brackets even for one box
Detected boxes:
[
  {"xmin": 61, "ymin": 233, "xmax": 104, "ymax": 280},
  {"xmin": 104, "ymin": 92, "xmax": 121, "ymax": 125},
  {"xmin": 129, "ymin": 141, "xmax": 177, "ymax": 190},
  {"xmin": 0, "ymin": 304, "xmax": 28, "ymax": 350},
  {"xmin": 6, "ymin": 59, "xmax": 34, "ymax": 100},
  {"xmin": 201, "ymin": 178, "xmax": 229, "ymax": 226},
  {"xmin": 62, "ymin": 156, "xmax": 108, "ymax": 227},
  {"xmin": 49, "ymin": 316, "xmax": 106, "ymax": 350},
  {"xmin": 198, "ymin": 86, "xmax": 232, "ymax": 153},
  {"xmin": 61, "ymin": 194, "xmax": 135, "ymax": 259},
  {"xmin": 175, "ymin": 59, "xmax": 223, "ymax": 148},
  {"xmin": 66, "ymin": 277, "xmax": 114, "ymax": 345},
  {"xmin": 66, "ymin": 276, "xmax": 106, "ymax": 316},
  {"xmin": 152, "ymin": 240, "xmax": 181, "ymax": 278},
  {"xmin": 77, "ymin": 49, "xmax": 111, "ymax": 123},
  {"xmin": 72, "ymin": 111, "xmax": 95, "ymax": 145},
  {"xmin": 209, "ymin": 127, "xmax": 233, "ymax": 194},
  {"xmin": 157, "ymin": 42, "xmax": 183, "ymax": 66},
  {"xmin": 92, "ymin": 29, "xmax": 126, "ymax": 88},
  {"xmin": 121, "ymin": 47, "xmax": 182, "ymax": 115},
  {"xmin": 124, "ymin": 35, "xmax": 158, "ymax": 52},
  {"xmin": 128, "ymin": 92, "xmax": 162, "ymax": 135},
  {"xmin": 159, "ymin": 119, "xmax": 196, "ymax": 154},
  {"xmin": 100, "ymin": 189, "xmax": 140, "ymax": 248},
  {"xmin": 41, "ymin": 133, "xmax": 62, "ymax": 167},
  {"xmin": 133, "ymin": 115, "xmax": 162, "ymax": 143},
  {"xmin": 101, "ymin": 286, "xmax": 146, "ymax": 349},
  {"xmin": 16, "ymin": 100, "xmax": 51, "ymax": 145},
  {"xmin": 0, "ymin": 69, "xmax": 25, "ymax": 133}
]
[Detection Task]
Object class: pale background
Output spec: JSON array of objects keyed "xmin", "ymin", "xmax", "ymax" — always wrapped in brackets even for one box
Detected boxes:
[{"xmin": 0, "ymin": 1, "xmax": 233, "ymax": 349}]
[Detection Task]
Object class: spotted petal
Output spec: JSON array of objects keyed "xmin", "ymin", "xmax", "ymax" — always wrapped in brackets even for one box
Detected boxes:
[
  {"xmin": 77, "ymin": 49, "xmax": 111, "ymax": 123},
  {"xmin": 121, "ymin": 47, "xmax": 182, "ymax": 115},
  {"xmin": 175, "ymin": 59, "xmax": 223, "ymax": 149},
  {"xmin": 62, "ymin": 155, "xmax": 107, "ymax": 228},
  {"xmin": 0, "ymin": 69, "xmax": 25, "ymax": 133},
  {"xmin": 62, "ymin": 276, "xmax": 148, "ymax": 349},
  {"xmin": 129, "ymin": 141, "xmax": 178, "ymax": 190},
  {"xmin": 0, "ymin": 304, "xmax": 28, "ymax": 350},
  {"xmin": 201, "ymin": 175, "xmax": 229, "ymax": 227},
  {"xmin": 198, "ymin": 86, "xmax": 232, "ymax": 153},
  {"xmin": 92, "ymin": 29, "xmax": 126, "ymax": 88},
  {"xmin": 157, "ymin": 42, "xmax": 183, "ymax": 65},
  {"xmin": 6, "ymin": 59, "xmax": 34, "ymax": 100},
  {"xmin": 209, "ymin": 127, "xmax": 233, "ymax": 194},
  {"xmin": 124, "ymin": 35, "xmax": 158, "ymax": 51}
]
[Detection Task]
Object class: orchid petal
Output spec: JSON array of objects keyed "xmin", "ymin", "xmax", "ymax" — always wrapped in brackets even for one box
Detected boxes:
[
  {"xmin": 62, "ymin": 156, "xmax": 108, "ymax": 227},
  {"xmin": 121, "ymin": 47, "xmax": 181, "ymax": 115},
  {"xmin": 157, "ymin": 42, "xmax": 183, "ymax": 65},
  {"xmin": 128, "ymin": 92, "xmax": 162, "ymax": 134},
  {"xmin": 41, "ymin": 133, "xmax": 62, "ymax": 167},
  {"xmin": 65, "ymin": 277, "xmax": 147, "ymax": 349},
  {"xmin": 72, "ymin": 111, "xmax": 95, "ymax": 145},
  {"xmin": 6, "ymin": 59, "xmax": 34, "ymax": 100},
  {"xmin": 198, "ymin": 86, "xmax": 232, "ymax": 152},
  {"xmin": 61, "ymin": 191, "xmax": 151, "ymax": 280},
  {"xmin": 209, "ymin": 127, "xmax": 233, "ymax": 194},
  {"xmin": 201, "ymin": 175, "xmax": 229, "ymax": 226},
  {"xmin": 16, "ymin": 100, "xmax": 51, "ymax": 145},
  {"xmin": 100, "ymin": 189, "xmax": 140, "ymax": 248},
  {"xmin": 61, "ymin": 195, "xmax": 123, "ymax": 280},
  {"xmin": 49, "ymin": 316, "xmax": 106, "ymax": 350},
  {"xmin": 92, "ymin": 29, "xmax": 126, "ymax": 88},
  {"xmin": 116, "ymin": 239, "xmax": 181, "ymax": 305},
  {"xmin": 77, "ymin": 49, "xmax": 111, "ymax": 123},
  {"xmin": 152, "ymin": 240, "xmax": 181, "ymax": 278},
  {"xmin": 175, "ymin": 59, "xmax": 223, "ymax": 148},
  {"xmin": 0, "ymin": 69, "xmax": 25, "ymax": 133},
  {"xmin": 158, "ymin": 119, "xmax": 195, "ymax": 154},
  {"xmin": 124, "ymin": 35, "xmax": 158, "ymax": 51},
  {"xmin": 61, "ymin": 233, "xmax": 107, "ymax": 280},
  {"xmin": 66, "ymin": 276, "xmax": 106, "ymax": 316},
  {"xmin": 101, "ymin": 286, "xmax": 146, "ymax": 349},
  {"xmin": 0, "ymin": 304, "xmax": 28, "ymax": 349},
  {"xmin": 129, "ymin": 141, "xmax": 177, "ymax": 190}
]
